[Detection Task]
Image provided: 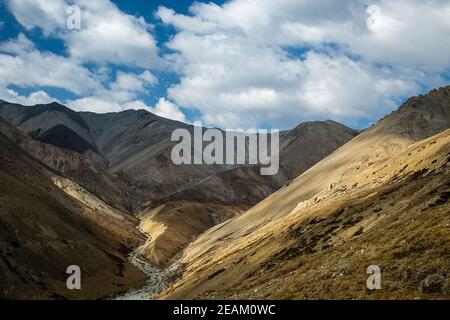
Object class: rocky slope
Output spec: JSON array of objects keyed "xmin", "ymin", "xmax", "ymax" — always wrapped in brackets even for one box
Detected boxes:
[
  {"xmin": 0, "ymin": 100, "xmax": 357, "ymax": 210},
  {"xmin": 0, "ymin": 99, "xmax": 358, "ymax": 288},
  {"xmin": 158, "ymin": 86, "xmax": 450, "ymax": 300},
  {"xmin": 0, "ymin": 124, "xmax": 147, "ymax": 299},
  {"xmin": 0, "ymin": 117, "xmax": 128, "ymax": 211}
]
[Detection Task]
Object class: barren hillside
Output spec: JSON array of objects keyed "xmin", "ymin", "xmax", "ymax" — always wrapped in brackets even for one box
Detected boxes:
[
  {"xmin": 0, "ymin": 125, "xmax": 147, "ymax": 299},
  {"xmin": 159, "ymin": 86, "xmax": 450, "ymax": 299}
]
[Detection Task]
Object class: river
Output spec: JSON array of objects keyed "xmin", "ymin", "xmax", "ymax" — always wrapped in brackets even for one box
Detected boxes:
[{"xmin": 114, "ymin": 247, "xmax": 180, "ymax": 300}]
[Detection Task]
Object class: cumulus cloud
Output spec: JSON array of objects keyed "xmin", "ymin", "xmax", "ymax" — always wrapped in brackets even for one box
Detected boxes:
[
  {"xmin": 161, "ymin": 0, "xmax": 450, "ymax": 70},
  {"xmin": 0, "ymin": 87, "xmax": 55, "ymax": 106},
  {"xmin": 1, "ymin": 0, "xmax": 449, "ymax": 128},
  {"xmin": 7, "ymin": 0, "xmax": 161, "ymax": 68},
  {"xmin": 64, "ymin": 69, "xmax": 187, "ymax": 123},
  {"xmin": 149, "ymin": 98, "xmax": 187, "ymax": 122},
  {"xmin": 168, "ymin": 45, "xmax": 417, "ymax": 128},
  {"xmin": 1, "ymin": 0, "xmax": 172, "ymax": 119},
  {"xmin": 281, "ymin": 0, "xmax": 450, "ymax": 71},
  {"xmin": 112, "ymin": 71, "xmax": 158, "ymax": 92},
  {"xmin": 68, "ymin": 96, "xmax": 187, "ymax": 122},
  {"xmin": 158, "ymin": 0, "xmax": 450, "ymax": 128},
  {"xmin": 67, "ymin": 70, "xmax": 160, "ymax": 112},
  {"xmin": 0, "ymin": 33, "xmax": 170, "ymax": 119},
  {"xmin": 0, "ymin": 13, "xmax": 164, "ymax": 119},
  {"xmin": 7, "ymin": 0, "xmax": 67, "ymax": 34},
  {"xmin": 0, "ymin": 32, "xmax": 163, "ymax": 118},
  {"xmin": 0, "ymin": 33, "xmax": 102, "ymax": 96}
]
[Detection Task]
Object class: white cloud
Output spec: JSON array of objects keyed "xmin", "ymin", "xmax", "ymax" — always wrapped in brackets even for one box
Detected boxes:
[
  {"xmin": 157, "ymin": 6, "xmax": 217, "ymax": 34},
  {"xmin": 67, "ymin": 96, "xmax": 187, "ymax": 123},
  {"xmin": 281, "ymin": 1, "xmax": 450, "ymax": 71},
  {"xmin": 0, "ymin": 33, "xmax": 96, "ymax": 106},
  {"xmin": 68, "ymin": 97, "xmax": 158, "ymax": 114},
  {"xmin": 0, "ymin": 33, "xmax": 103, "ymax": 95},
  {"xmin": 149, "ymin": 98, "xmax": 187, "ymax": 122},
  {"xmin": 6, "ymin": 0, "xmax": 67, "ymax": 35},
  {"xmin": 64, "ymin": 71, "xmax": 187, "ymax": 123},
  {"xmin": 0, "ymin": 87, "xmax": 55, "ymax": 106},
  {"xmin": 111, "ymin": 71, "xmax": 158, "ymax": 93},
  {"xmin": 167, "ymin": 44, "xmax": 417, "ymax": 128},
  {"xmin": 0, "ymin": 33, "xmax": 34, "ymax": 53},
  {"xmin": 0, "ymin": 1, "xmax": 167, "ymax": 117},
  {"xmin": 2, "ymin": 0, "xmax": 449, "ymax": 128},
  {"xmin": 165, "ymin": 0, "xmax": 450, "ymax": 71},
  {"xmin": 7, "ymin": 0, "xmax": 161, "ymax": 68},
  {"xmin": 66, "ymin": 70, "xmax": 159, "ymax": 112},
  {"xmin": 157, "ymin": 0, "xmax": 450, "ymax": 128},
  {"xmin": 0, "ymin": 34, "xmax": 166, "ymax": 119},
  {"xmin": 67, "ymin": 96, "xmax": 123, "ymax": 113}
]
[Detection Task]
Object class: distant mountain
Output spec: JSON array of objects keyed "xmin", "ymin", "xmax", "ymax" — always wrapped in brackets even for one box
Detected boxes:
[
  {"xmin": 158, "ymin": 86, "xmax": 450, "ymax": 300},
  {"xmin": 0, "ymin": 99, "xmax": 357, "ymax": 210},
  {"xmin": 279, "ymin": 120, "xmax": 359, "ymax": 179}
]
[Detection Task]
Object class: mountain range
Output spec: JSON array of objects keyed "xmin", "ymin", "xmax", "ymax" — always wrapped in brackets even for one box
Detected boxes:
[
  {"xmin": 0, "ymin": 98, "xmax": 357, "ymax": 298},
  {"xmin": 0, "ymin": 86, "xmax": 448, "ymax": 299}
]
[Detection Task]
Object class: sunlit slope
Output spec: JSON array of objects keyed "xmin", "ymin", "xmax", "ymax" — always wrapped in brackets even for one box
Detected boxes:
[
  {"xmin": 160, "ymin": 86, "xmax": 450, "ymax": 299},
  {"xmin": 137, "ymin": 202, "xmax": 242, "ymax": 268}
]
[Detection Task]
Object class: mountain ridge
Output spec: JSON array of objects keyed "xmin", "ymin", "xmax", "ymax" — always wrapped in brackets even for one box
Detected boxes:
[{"xmin": 0, "ymin": 99, "xmax": 358, "ymax": 210}]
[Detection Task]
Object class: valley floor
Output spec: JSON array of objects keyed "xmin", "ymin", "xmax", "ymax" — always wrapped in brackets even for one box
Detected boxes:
[{"xmin": 114, "ymin": 248, "xmax": 175, "ymax": 300}]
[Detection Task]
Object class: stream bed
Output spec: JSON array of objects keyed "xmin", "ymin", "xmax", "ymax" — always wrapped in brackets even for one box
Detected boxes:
[{"xmin": 114, "ymin": 248, "xmax": 180, "ymax": 300}]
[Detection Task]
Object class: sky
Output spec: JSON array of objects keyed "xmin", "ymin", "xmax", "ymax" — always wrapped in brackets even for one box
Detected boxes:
[{"xmin": 0, "ymin": 0, "xmax": 449, "ymax": 130}]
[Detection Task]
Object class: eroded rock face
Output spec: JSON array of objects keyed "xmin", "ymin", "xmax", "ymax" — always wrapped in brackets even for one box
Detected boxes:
[{"xmin": 136, "ymin": 202, "xmax": 242, "ymax": 268}]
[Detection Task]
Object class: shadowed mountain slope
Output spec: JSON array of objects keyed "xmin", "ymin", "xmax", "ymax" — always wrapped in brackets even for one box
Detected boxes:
[
  {"xmin": 0, "ymin": 117, "xmax": 129, "ymax": 212},
  {"xmin": 0, "ymin": 125, "xmax": 147, "ymax": 299}
]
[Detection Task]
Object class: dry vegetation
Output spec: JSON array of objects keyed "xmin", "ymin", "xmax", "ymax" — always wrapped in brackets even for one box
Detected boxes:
[
  {"xmin": 159, "ymin": 87, "xmax": 450, "ymax": 300},
  {"xmin": 160, "ymin": 130, "xmax": 450, "ymax": 300}
]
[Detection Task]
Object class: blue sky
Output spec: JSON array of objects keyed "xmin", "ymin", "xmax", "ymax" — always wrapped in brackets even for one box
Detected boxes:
[
  {"xmin": 0, "ymin": 0, "xmax": 218, "ymax": 122},
  {"xmin": 0, "ymin": 0, "xmax": 449, "ymax": 130}
]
